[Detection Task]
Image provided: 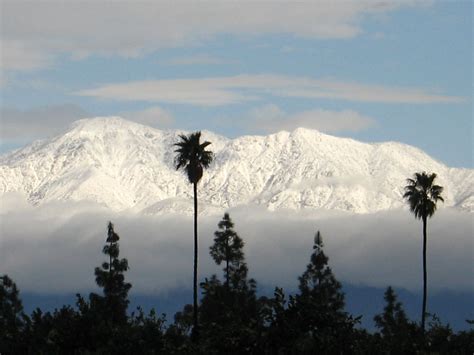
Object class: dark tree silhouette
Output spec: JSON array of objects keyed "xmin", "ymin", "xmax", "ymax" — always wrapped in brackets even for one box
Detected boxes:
[
  {"xmin": 209, "ymin": 212, "xmax": 245, "ymax": 289},
  {"xmin": 293, "ymin": 231, "xmax": 358, "ymax": 352},
  {"xmin": 174, "ymin": 131, "xmax": 213, "ymax": 341},
  {"xmin": 403, "ymin": 172, "xmax": 444, "ymax": 334},
  {"xmin": 199, "ymin": 213, "xmax": 260, "ymax": 353},
  {"xmin": 90, "ymin": 221, "xmax": 131, "ymax": 324},
  {"xmin": 374, "ymin": 286, "xmax": 418, "ymax": 352},
  {"xmin": 0, "ymin": 275, "xmax": 27, "ymax": 354}
]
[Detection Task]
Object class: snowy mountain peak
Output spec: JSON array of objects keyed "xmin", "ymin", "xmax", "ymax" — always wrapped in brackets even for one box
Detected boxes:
[{"xmin": 1, "ymin": 116, "xmax": 472, "ymax": 215}]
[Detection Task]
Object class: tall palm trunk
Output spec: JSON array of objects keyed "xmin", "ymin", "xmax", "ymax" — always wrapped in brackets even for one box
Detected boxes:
[
  {"xmin": 225, "ymin": 238, "xmax": 230, "ymax": 289},
  {"xmin": 192, "ymin": 181, "xmax": 199, "ymax": 341},
  {"xmin": 421, "ymin": 216, "xmax": 427, "ymax": 334},
  {"xmin": 109, "ymin": 240, "xmax": 113, "ymax": 276}
]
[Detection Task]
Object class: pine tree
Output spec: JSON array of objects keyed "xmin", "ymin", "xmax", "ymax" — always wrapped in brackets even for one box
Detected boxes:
[
  {"xmin": 293, "ymin": 231, "xmax": 357, "ymax": 352},
  {"xmin": 260, "ymin": 287, "xmax": 300, "ymax": 353},
  {"xmin": 209, "ymin": 212, "xmax": 245, "ymax": 289},
  {"xmin": 374, "ymin": 286, "xmax": 418, "ymax": 352},
  {"xmin": 199, "ymin": 213, "xmax": 261, "ymax": 353},
  {"xmin": 90, "ymin": 221, "xmax": 131, "ymax": 324},
  {"xmin": 0, "ymin": 275, "xmax": 28, "ymax": 354}
]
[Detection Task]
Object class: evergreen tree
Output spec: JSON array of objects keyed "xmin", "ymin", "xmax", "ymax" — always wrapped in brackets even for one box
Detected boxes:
[
  {"xmin": 425, "ymin": 314, "xmax": 454, "ymax": 353},
  {"xmin": 70, "ymin": 222, "xmax": 134, "ymax": 353},
  {"xmin": 292, "ymin": 231, "xmax": 358, "ymax": 352},
  {"xmin": 374, "ymin": 286, "xmax": 418, "ymax": 352},
  {"xmin": 90, "ymin": 221, "xmax": 132, "ymax": 325},
  {"xmin": 209, "ymin": 212, "xmax": 245, "ymax": 289},
  {"xmin": 199, "ymin": 213, "xmax": 261, "ymax": 353},
  {"xmin": 0, "ymin": 275, "xmax": 28, "ymax": 354},
  {"xmin": 260, "ymin": 287, "xmax": 300, "ymax": 353}
]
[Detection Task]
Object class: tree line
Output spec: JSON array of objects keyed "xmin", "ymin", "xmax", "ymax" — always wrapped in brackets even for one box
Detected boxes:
[{"xmin": 1, "ymin": 215, "xmax": 472, "ymax": 354}]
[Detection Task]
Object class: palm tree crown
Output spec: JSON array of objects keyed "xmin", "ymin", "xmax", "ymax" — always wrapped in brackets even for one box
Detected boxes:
[
  {"xmin": 174, "ymin": 131, "xmax": 213, "ymax": 183},
  {"xmin": 403, "ymin": 172, "xmax": 444, "ymax": 220}
]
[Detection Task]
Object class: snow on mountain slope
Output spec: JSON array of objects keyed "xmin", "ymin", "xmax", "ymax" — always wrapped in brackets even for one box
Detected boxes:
[{"xmin": 1, "ymin": 117, "xmax": 472, "ymax": 214}]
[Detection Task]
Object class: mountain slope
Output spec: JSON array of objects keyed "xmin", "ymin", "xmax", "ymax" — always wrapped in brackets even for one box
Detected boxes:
[{"xmin": 1, "ymin": 117, "xmax": 472, "ymax": 214}]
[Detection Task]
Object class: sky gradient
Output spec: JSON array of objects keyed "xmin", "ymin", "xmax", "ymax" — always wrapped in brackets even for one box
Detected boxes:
[{"xmin": 1, "ymin": 0, "xmax": 472, "ymax": 167}]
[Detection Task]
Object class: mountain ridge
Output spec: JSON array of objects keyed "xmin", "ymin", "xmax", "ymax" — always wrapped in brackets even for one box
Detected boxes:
[{"xmin": 1, "ymin": 116, "xmax": 472, "ymax": 214}]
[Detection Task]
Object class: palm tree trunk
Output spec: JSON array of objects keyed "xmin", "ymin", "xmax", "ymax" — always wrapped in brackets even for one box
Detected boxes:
[
  {"xmin": 109, "ymin": 240, "xmax": 112, "ymax": 275},
  {"xmin": 421, "ymin": 216, "xmax": 427, "ymax": 335},
  {"xmin": 192, "ymin": 181, "xmax": 199, "ymax": 342},
  {"xmin": 225, "ymin": 238, "xmax": 230, "ymax": 289}
]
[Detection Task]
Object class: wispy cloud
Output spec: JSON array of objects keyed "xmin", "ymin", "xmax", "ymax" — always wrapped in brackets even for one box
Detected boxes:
[
  {"xmin": 1, "ymin": 1, "xmax": 427, "ymax": 72},
  {"xmin": 75, "ymin": 74, "xmax": 463, "ymax": 106},
  {"xmin": 248, "ymin": 104, "xmax": 376, "ymax": 133}
]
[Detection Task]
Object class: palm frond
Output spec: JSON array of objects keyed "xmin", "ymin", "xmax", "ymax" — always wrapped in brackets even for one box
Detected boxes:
[
  {"xmin": 173, "ymin": 131, "xmax": 214, "ymax": 183},
  {"xmin": 403, "ymin": 172, "xmax": 444, "ymax": 220}
]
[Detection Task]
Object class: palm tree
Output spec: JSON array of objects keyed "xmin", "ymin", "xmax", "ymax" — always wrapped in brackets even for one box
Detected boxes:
[
  {"xmin": 403, "ymin": 172, "xmax": 444, "ymax": 334},
  {"xmin": 174, "ymin": 131, "xmax": 213, "ymax": 341}
]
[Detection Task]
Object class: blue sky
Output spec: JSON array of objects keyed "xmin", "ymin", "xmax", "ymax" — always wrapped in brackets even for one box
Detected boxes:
[{"xmin": 1, "ymin": 0, "xmax": 472, "ymax": 167}]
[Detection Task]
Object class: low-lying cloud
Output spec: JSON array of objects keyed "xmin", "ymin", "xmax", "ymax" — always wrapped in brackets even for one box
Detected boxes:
[{"xmin": 0, "ymin": 193, "xmax": 472, "ymax": 295}]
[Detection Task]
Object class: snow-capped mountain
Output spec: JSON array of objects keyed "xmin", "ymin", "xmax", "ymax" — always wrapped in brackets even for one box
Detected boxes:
[{"xmin": 1, "ymin": 117, "xmax": 472, "ymax": 215}]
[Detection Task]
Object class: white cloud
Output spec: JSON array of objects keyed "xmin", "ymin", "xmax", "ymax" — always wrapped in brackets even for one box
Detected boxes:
[
  {"xmin": 75, "ymin": 74, "xmax": 463, "ymax": 106},
  {"xmin": 1, "ymin": 1, "xmax": 426, "ymax": 72},
  {"xmin": 0, "ymin": 194, "xmax": 472, "ymax": 294},
  {"xmin": 249, "ymin": 104, "xmax": 376, "ymax": 133},
  {"xmin": 120, "ymin": 106, "xmax": 175, "ymax": 128},
  {"xmin": 0, "ymin": 104, "xmax": 89, "ymax": 143}
]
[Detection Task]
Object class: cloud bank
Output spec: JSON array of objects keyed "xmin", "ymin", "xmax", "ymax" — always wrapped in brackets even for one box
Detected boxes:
[{"xmin": 1, "ymin": 193, "xmax": 472, "ymax": 295}]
